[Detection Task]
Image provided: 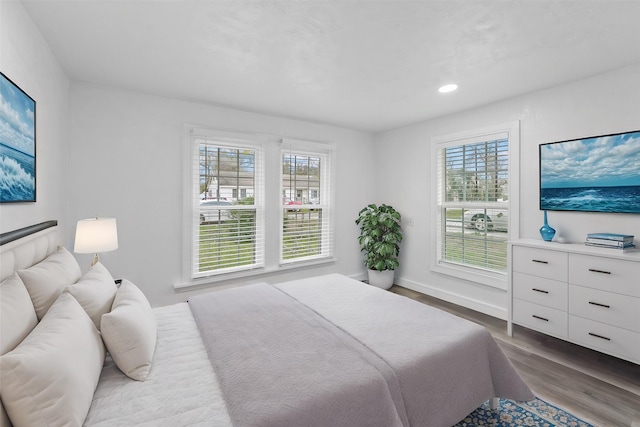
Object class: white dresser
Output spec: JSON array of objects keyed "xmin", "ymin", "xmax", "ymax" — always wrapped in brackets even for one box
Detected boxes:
[{"xmin": 509, "ymin": 239, "xmax": 640, "ymax": 364}]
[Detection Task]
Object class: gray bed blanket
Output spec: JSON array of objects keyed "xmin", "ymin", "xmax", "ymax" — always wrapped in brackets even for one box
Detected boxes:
[
  {"xmin": 275, "ymin": 274, "xmax": 534, "ymax": 427},
  {"xmin": 189, "ymin": 282, "xmax": 409, "ymax": 427}
]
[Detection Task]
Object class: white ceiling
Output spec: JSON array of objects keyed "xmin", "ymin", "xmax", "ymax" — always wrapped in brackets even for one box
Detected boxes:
[{"xmin": 22, "ymin": 0, "xmax": 640, "ymax": 133}]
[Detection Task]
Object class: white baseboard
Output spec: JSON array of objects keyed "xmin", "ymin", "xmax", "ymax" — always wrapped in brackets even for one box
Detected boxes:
[{"xmin": 394, "ymin": 277, "xmax": 507, "ymax": 320}]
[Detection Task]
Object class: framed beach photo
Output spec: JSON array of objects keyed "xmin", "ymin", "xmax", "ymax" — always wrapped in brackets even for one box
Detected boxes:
[{"xmin": 1, "ymin": 71, "xmax": 36, "ymax": 203}]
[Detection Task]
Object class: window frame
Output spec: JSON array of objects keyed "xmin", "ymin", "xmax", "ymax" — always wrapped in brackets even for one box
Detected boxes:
[
  {"xmin": 180, "ymin": 128, "xmax": 336, "ymax": 290},
  {"xmin": 280, "ymin": 140, "xmax": 334, "ymax": 265},
  {"xmin": 188, "ymin": 131, "xmax": 265, "ymax": 281},
  {"xmin": 430, "ymin": 121, "xmax": 520, "ymax": 290}
]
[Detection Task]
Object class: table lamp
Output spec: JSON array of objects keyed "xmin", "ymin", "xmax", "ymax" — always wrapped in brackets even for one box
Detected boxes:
[{"xmin": 74, "ymin": 217, "xmax": 118, "ymax": 266}]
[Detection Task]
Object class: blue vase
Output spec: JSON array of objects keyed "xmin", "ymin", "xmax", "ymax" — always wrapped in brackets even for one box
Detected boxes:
[{"xmin": 539, "ymin": 211, "xmax": 556, "ymax": 241}]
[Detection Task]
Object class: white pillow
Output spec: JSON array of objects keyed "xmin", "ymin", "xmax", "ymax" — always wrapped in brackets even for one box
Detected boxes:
[
  {"xmin": 101, "ymin": 280, "xmax": 157, "ymax": 381},
  {"xmin": 0, "ymin": 273, "xmax": 38, "ymax": 355},
  {"xmin": 65, "ymin": 262, "xmax": 117, "ymax": 330},
  {"xmin": 17, "ymin": 247, "xmax": 82, "ymax": 320},
  {"xmin": 0, "ymin": 292, "xmax": 105, "ymax": 427}
]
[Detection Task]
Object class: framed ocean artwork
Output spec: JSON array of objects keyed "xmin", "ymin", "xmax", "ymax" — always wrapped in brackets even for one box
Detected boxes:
[
  {"xmin": 0, "ymin": 71, "xmax": 36, "ymax": 203},
  {"xmin": 539, "ymin": 129, "xmax": 640, "ymax": 213}
]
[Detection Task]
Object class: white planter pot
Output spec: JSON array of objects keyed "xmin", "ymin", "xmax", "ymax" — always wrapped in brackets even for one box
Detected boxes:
[{"xmin": 367, "ymin": 269, "xmax": 395, "ymax": 290}]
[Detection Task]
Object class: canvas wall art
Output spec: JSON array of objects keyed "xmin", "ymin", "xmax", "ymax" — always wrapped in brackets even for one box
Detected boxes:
[
  {"xmin": 0, "ymin": 71, "xmax": 36, "ymax": 203},
  {"xmin": 539, "ymin": 129, "xmax": 640, "ymax": 213}
]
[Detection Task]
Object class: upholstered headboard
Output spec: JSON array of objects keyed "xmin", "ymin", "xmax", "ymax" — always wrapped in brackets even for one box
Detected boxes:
[{"xmin": 0, "ymin": 221, "xmax": 60, "ymax": 282}]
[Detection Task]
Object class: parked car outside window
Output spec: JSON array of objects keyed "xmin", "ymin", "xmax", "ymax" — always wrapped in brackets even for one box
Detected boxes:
[
  {"xmin": 199, "ymin": 200, "xmax": 232, "ymax": 224},
  {"xmin": 463, "ymin": 209, "xmax": 508, "ymax": 232},
  {"xmin": 282, "ymin": 197, "xmax": 302, "ymax": 206}
]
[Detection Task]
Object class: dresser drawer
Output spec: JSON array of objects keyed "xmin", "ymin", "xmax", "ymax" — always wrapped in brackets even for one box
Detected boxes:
[
  {"xmin": 513, "ymin": 272, "xmax": 567, "ymax": 311},
  {"xmin": 569, "ymin": 254, "xmax": 640, "ymax": 297},
  {"xmin": 569, "ymin": 315, "xmax": 640, "ymax": 363},
  {"xmin": 513, "ymin": 299, "xmax": 567, "ymax": 338},
  {"xmin": 568, "ymin": 285, "xmax": 640, "ymax": 332},
  {"xmin": 512, "ymin": 246, "xmax": 567, "ymax": 281}
]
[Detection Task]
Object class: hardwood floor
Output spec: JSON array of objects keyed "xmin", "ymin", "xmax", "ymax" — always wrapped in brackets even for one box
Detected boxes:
[{"xmin": 390, "ymin": 286, "xmax": 640, "ymax": 427}]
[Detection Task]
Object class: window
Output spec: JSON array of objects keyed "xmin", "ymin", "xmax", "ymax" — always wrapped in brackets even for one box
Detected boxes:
[
  {"xmin": 281, "ymin": 141, "xmax": 333, "ymax": 264},
  {"xmin": 432, "ymin": 122, "xmax": 519, "ymax": 288},
  {"xmin": 190, "ymin": 134, "xmax": 264, "ymax": 279},
  {"xmin": 183, "ymin": 129, "xmax": 334, "ymax": 287},
  {"xmin": 231, "ymin": 188, "xmax": 247, "ymax": 199}
]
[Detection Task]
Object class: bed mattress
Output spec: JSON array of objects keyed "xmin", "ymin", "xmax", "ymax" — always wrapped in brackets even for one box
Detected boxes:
[
  {"xmin": 84, "ymin": 303, "xmax": 232, "ymax": 427},
  {"xmin": 84, "ymin": 274, "xmax": 531, "ymax": 427},
  {"xmin": 275, "ymin": 274, "xmax": 533, "ymax": 426}
]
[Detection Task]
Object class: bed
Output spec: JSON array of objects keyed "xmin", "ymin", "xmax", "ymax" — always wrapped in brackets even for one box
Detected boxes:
[{"xmin": 0, "ymin": 221, "xmax": 534, "ymax": 427}]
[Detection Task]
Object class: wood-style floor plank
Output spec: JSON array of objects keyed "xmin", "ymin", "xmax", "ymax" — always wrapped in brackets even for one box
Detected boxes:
[{"xmin": 390, "ymin": 286, "xmax": 640, "ymax": 427}]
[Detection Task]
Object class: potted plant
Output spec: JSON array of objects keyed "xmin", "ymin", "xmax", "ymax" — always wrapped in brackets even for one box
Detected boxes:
[{"xmin": 355, "ymin": 204, "xmax": 403, "ymax": 289}]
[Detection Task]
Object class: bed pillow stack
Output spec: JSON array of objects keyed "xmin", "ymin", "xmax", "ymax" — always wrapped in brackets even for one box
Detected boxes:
[
  {"xmin": 58, "ymin": 260, "xmax": 158, "ymax": 382},
  {"xmin": 0, "ymin": 248, "xmax": 106, "ymax": 427},
  {"xmin": 1, "ymin": 247, "xmax": 157, "ymax": 427},
  {"xmin": 1, "ymin": 246, "xmax": 84, "ymax": 358}
]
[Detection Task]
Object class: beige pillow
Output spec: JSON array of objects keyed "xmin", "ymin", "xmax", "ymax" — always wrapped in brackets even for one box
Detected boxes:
[
  {"xmin": 17, "ymin": 247, "xmax": 82, "ymax": 320},
  {"xmin": 101, "ymin": 280, "xmax": 157, "ymax": 381},
  {"xmin": 65, "ymin": 262, "xmax": 117, "ymax": 330},
  {"xmin": 1, "ymin": 401, "xmax": 10, "ymax": 427},
  {"xmin": 0, "ymin": 273, "xmax": 38, "ymax": 355},
  {"xmin": 0, "ymin": 293, "xmax": 105, "ymax": 427}
]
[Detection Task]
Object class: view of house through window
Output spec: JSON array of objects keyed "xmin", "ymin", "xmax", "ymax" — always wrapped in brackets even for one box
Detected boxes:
[
  {"xmin": 193, "ymin": 140, "xmax": 263, "ymax": 277},
  {"xmin": 436, "ymin": 132, "xmax": 510, "ymax": 275},
  {"xmin": 190, "ymin": 132, "xmax": 333, "ymax": 281},
  {"xmin": 281, "ymin": 150, "xmax": 332, "ymax": 263}
]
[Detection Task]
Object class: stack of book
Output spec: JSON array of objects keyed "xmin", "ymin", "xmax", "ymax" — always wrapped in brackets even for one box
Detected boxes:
[{"xmin": 585, "ymin": 233, "xmax": 635, "ymax": 251}]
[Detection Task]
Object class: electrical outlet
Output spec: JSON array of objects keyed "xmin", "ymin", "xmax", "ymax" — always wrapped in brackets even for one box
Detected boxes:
[{"xmin": 407, "ymin": 217, "xmax": 414, "ymax": 226}]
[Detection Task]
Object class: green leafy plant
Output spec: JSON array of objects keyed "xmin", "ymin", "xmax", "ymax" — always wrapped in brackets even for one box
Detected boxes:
[{"xmin": 355, "ymin": 204, "xmax": 403, "ymax": 271}]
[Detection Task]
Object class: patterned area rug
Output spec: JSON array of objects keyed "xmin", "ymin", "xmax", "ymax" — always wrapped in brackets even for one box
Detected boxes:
[{"xmin": 454, "ymin": 397, "xmax": 594, "ymax": 427}]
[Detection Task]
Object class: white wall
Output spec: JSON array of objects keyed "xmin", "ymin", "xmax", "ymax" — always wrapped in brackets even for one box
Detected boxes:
[
  {"xmin": 7, "ymin": 0, "xmax": 640, "ymax": 315},
  {"xmin": 0, "ymin": 1, "xmax": 69, "ymax": 235},
  {"xmin": 374, "ymin": 63, "xmax": 640, "ymax": 318},
  {"xmin": 67, "ymin": 83, "xmax": 376, "ymax": 306}
]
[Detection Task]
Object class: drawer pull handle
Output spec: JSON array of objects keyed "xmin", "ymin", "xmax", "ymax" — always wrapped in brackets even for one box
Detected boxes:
[
  {"xmin": 532, "ymin": 315, "xmax": 549, "ymax": 322},
  {"xmin": 588, "ymin": 301, "xmax": 610, "ymax": 309},
  {"xmin": 531, "ymin": 259, "xmax": 549, "ymax": 264},
  {"xmin": 588, "ymin": 332, "xmax": 611, "ymax": 341},
  {"xmin": 588, "ymin": 268, "xmax": 611, "ymax": 275},
  {"xmin": 532, "ymin": 288, "xmax": 549, "ymax": 294}
]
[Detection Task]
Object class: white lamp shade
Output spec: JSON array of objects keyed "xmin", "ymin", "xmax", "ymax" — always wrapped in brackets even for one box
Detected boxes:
[{"xmin": 74, "ymin": 218, "xmax": 119, "ymax": 254}]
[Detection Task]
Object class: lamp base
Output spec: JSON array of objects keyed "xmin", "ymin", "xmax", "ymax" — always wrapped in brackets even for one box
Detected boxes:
[{"xmin": 91, "ymin": 253, "xmax": 99, "ymax": 266}]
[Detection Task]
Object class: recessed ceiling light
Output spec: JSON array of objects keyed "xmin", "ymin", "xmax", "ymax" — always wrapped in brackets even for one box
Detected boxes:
[{"xmin": 438, "ymin": 84, "xmax": 458, "ymax": 93}]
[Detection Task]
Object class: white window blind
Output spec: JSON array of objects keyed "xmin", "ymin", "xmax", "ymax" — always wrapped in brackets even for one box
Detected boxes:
[
  {"xmin": 280, "ymin": 141, "xmax": 333, "ymax": 264},
  {"xmin": 436, "ymin": 132, "xmax": 510, "ymax": 274},
  {"xmin": 191, "ymin": 135, "xmax": 264, "ymax": 278}
]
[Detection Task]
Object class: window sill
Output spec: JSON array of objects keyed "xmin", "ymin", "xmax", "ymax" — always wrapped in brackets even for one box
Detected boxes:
[
  {"xmin": 175, "ymin": 256, "xmax": 337, "ymax": 291},
  {"xmin": 431, "ymin": 262, "xmax": 507, "ymax": 291}
]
